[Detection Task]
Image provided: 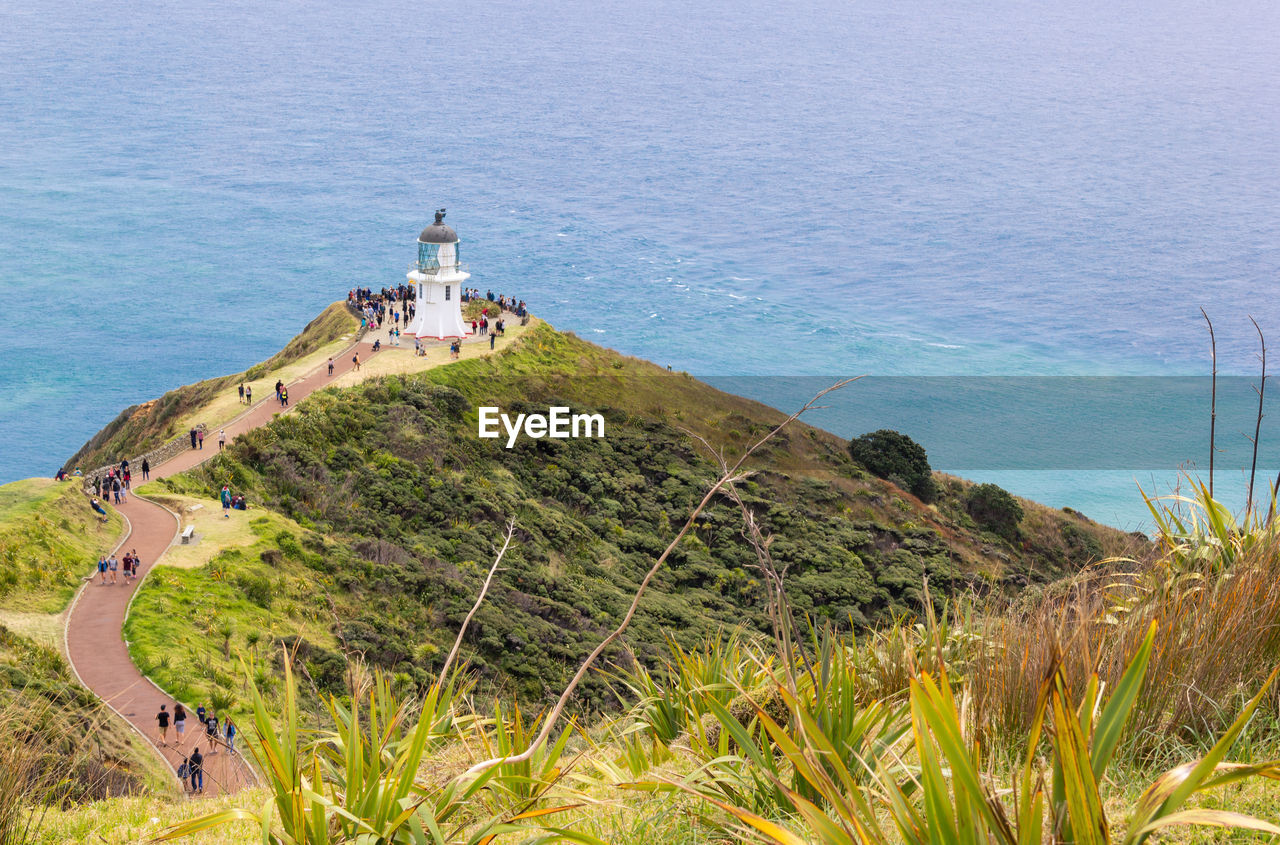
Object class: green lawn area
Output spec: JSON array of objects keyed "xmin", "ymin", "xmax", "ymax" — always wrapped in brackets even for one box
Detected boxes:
[
  {"xmin": 124, "ymin": 493, "xmax": 340, "ymax": 717},
  {"xmin": 0, "ymin": 477, "xmax": 126, "ymax": 616}
]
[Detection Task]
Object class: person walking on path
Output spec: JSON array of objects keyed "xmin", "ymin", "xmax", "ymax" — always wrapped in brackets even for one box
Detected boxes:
[
  {"xmin": 205, "ymin": 710, "xmax": 220, "ymax": 753},
  {"xmin": 245, "ymin": 384, "xmax": 252, "ymax": 404},
  {"xmin": 218, "ymin": 429, "xmax": 226, "ymax": 450},
  {"xmin": 274, "ymin": 379, "xmax": 283, "ymax": 402},
  {"xmin": 141, "ymin": 458, "xmax": 149, "ymax": 480},
  {"xmin": 156, "ymin": 704, "xmax": 171, "ymax": 746},
  {"xmin": 189, "ymin": 429, "xmax": 198, "ymax": 450},
  {"xmin": 328, "ymin": 357, "xmax": 334, "ymax": 375},
  {"xmin": 352, "ymin": 352, "xmax": 361, "ymax": 371},
  {"xmin": 97, "ymin": 556, "xmax": 108, "ymax": 585},
  {"xmin": 178, "ymin": 755, "xmax": 191, "ymax": 793},
  {"xmin": 280, "ymin": 386, "xmax": 289, "ymax": 407},
  {"xmin": 189, "ymin": 747, "xmax": 204, "ymax": 793},
  {"xmin": 237, "ymin": 383, "xmax": 245, "ymax": 403},
  {"xmin": 108, "ymin": 555, "xmax": 119, "ymax": 584},
  {"xmin": 224, "ymin": 716, "xmax": 237, "ymax": 755},
  {"xmin": 197, "ymin": 429, "xmax": 204, "ymax": 450},
  {"xmin": 221, "ymin": 485, "xmax": 232, "ymax": 518},
  {"xmin": 174, "ymin": 702, "xmax": 187, "ymax": 747}
]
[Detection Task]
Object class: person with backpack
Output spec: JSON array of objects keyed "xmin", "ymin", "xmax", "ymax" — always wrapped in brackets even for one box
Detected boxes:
[
  {"xmin": 189, "ymin": 747, "xmax": 204, "ymax": 793},
  {"xmin": 224, "ymin": 716, "xmax": 237, "ymax": 755},
  {"xmin": 177, "ymin": 755, "xmax": 191, "ymax": 792}
]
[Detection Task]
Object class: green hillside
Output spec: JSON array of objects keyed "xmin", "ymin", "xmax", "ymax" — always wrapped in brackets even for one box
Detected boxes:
[
  {"xmin": 0, "ymin": 479, "xmax": 171, "ymax": 824},
  {"xmin": 0, "ymin": 478, "xmax": 126, "ymax": 614},
  {"xmin": 136, "ymin": 323, "xmax": 1136, "ymax": 711}
]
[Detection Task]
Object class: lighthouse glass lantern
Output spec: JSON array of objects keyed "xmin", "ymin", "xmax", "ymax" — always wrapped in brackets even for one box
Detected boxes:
[{"xmin": 406, "ymin": 209, "xmax": 470, "ymax": 340}]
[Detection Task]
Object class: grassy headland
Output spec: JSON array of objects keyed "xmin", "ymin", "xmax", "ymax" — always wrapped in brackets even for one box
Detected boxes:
[
  {"xmin": 136, "ymin": 321, "xmax": 1133, "ymax": 715},
  {"xmin": 62, "ymin": 303, "xmax": 359, "ymax": 474},
  {"xmin": 9, "ymin": 306, "xmax": 1280, "ymax": 843},
  {"xmin": 0, "ymin": 478, "xmax": 125, "ymax": 619}
]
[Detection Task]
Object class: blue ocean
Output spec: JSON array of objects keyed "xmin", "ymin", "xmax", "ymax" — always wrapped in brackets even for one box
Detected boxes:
[{"xmin": 1, "ymin": 0, "xmax": 1277, "ymax": 529}]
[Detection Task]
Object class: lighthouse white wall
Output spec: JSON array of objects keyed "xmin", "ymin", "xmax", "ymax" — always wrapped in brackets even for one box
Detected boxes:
[{"xmin": 407, "ymin": 267, "xmax": 470, "ymax": 339}]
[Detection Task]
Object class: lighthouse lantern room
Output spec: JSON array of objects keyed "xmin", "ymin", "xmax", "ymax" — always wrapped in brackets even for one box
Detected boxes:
[{"xmin": 406, "ymin": 209, "xmax": 470, "ymax": 340}]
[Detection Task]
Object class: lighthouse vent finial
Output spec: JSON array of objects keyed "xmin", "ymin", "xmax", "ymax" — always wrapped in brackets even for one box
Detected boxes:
[{"xmin": 434, "ymin": 208, "xmax": 446, "ymax": 224}]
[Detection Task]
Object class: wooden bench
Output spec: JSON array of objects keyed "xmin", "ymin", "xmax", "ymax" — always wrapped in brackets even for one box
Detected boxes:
[{"xmin": 180, "ymin": 525, "xmax": 195, "ymax": 544}]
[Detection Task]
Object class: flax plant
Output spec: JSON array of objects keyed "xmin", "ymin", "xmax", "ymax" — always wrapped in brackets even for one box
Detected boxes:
[{"xmin": 700, "ymin": 623, "xmax": 1280, "ymax": 845}]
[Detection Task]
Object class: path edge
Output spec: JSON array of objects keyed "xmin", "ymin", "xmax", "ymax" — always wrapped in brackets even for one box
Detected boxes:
[
  {"xmin": 61, "ymin": 507, "xmax": 185, "ymax": 794},
  {"xmin": 122, "ymin": 490, "xmax": 262, "ymax": 789}
]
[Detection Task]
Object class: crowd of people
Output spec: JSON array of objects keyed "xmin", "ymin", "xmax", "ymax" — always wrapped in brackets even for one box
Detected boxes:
[
  {"xmin": 156, "ymin": 701, "xmax": 238, "ymax": 794},
  {"xmin": 352, "ymin": 282, "xmax": 529, "ymax": 361},
  {"xmin": 90, "ymin": 458, "xmax": 143, "ymax": 505},
  {"xmin": 350, "ymin": 285, "xmax": 415, "ymax": 332},
  {"xmin": 462, "ymin": 288, "xmax": 528, "ymax": 318}
]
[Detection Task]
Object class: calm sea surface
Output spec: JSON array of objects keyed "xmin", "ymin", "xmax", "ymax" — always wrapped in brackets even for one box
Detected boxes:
[{"xmin": 1, "ymin": 0, "xmax": 1277, "ymax": 528}]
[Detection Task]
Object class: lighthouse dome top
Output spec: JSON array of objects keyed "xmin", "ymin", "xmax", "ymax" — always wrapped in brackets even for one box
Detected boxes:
[{"xmin": 418, "ymin": 209, "xmax": 458, "ymax": 244}]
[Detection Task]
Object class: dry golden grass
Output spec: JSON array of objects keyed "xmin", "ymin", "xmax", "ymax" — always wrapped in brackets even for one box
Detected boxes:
[
  {"xmin": 169, "ymin": 333, "xmax": 357, "ymax": 437},
  {"xmin": 0, "ymin": 609, "xmax": 64, "ymax": 650},
  {"xmin": 36, "ymin": 786, "xmax": 270, "ymax": 844},
  {"xmin": 136, "ymin": 493, "xmax": 263, "ymax": 570},
  {"xmin": 328, "ymin": 317, "xmax": 538, "ymax": 389}
]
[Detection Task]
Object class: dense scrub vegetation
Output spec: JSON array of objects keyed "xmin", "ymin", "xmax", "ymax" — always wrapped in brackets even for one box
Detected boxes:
[
  {"xmin": 158, "ymin": 324, "xmax": 1132, "ymax": 711},
  {"xmin": 154, "ymin": 482, "xmax": 1280, "ymax": 845}
]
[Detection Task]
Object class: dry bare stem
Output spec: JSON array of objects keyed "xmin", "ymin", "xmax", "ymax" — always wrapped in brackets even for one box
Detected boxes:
[
  {"xmin": 438, "ymin": 519, "xmax": 516, "ymax": 687},
  {"xmin": 459, "ymin": 377, "xmax": 860, "ymax": 780}
]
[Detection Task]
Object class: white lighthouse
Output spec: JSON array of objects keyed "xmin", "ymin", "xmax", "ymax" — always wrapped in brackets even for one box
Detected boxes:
[{"xmin": 406, "ymin": 209, "xmax": 471, "ymax": 340}]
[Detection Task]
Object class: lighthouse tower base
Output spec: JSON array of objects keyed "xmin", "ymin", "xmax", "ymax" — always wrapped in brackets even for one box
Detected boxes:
[{"xmin": 405, "ymin": 269, "xmax": 470, "ymax": 340}]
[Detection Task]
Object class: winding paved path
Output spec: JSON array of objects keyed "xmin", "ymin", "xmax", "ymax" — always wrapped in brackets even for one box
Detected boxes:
[{"xmin": 64, "ymin": 337, "xmax": 382, "ymax": 797}]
